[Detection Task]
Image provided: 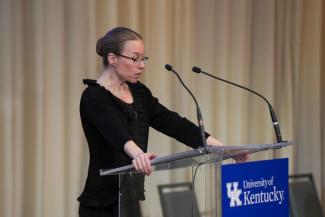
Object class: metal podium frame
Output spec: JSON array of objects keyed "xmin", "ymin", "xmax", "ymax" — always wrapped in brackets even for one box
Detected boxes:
[{"xmin": 100, "ymin": 141, "xmax": 292, "ymax": 217}]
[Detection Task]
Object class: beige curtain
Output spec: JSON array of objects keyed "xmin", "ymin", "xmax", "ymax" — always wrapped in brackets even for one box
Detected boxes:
[{"xmin": 0, "ymin": 0, "xmax": 324, "ymax": 216}]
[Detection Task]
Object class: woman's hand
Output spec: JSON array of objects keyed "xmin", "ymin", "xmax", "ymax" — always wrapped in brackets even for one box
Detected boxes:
[
  {"xmin": 124, "ymin": 140, "xmax": 157, "ymax": 176},
  {"xmin": 132, "ymin": 152, "xmax": 157, "ymax": 176},
  {"xmin": 206, "ymin": 136, "xmax": 249, "ymax": 163},
  {"xmin": 206, "ymin": 136, "xmax": 224, "ymax": 147},
  {"xmin": 232, "ymin": 151, "xmax": 249, "ymax": 163}
]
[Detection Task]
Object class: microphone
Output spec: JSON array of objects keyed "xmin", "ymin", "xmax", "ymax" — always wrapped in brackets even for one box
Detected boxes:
[
  {"xmin": 192, "ymin": 66, "xmax": 284, "ymax": 143},
  {"xmin": 165, "ymin": 64, "xmax": 208, "ymax": 150}
]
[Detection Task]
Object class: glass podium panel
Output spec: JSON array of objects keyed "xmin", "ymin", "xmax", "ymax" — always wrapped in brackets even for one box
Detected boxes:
[{"xmin": 100, "ymin": 142, "xmax": 292, "ymax": 217}]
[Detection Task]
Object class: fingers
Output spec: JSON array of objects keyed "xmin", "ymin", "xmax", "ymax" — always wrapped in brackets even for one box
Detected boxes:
[
  {"xmin": 132, "ymin": 153, "xmax": 154, "ymax": 176},
  {"xmin": 216, "ymin": 140, "xmax": 224, "ymax": 146},
  {"xmin": 148, "ymin": 153, "xmax": 157, "ymax": 160},
  {"xmin": 234, "ymin": 153, "xmax": 249, "ymax": 163}
]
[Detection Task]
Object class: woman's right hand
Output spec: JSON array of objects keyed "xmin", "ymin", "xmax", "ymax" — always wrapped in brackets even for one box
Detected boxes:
[
  {"xmin": 124, "ymin": 140, "xmax": 156, "ymax": 175},
  {"xmin": 132, "ymin": 152, "xmax": 157, "ymax": 176}
]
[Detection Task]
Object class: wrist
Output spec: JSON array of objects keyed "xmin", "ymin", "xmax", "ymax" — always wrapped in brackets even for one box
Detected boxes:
[
  {"xmin": 124, "ymin": 140, "xmax": 144, "ymax": 159},
  {"xmin": 206, "ymin": 136, "xmax": 224, "ymax": 146},
  {"xmin": 133, "ymin": 152, "xmax": 144, "ymax": 159}
]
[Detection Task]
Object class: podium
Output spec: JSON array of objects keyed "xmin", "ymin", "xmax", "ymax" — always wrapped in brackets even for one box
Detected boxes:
[{"xmin": 100, "ymin": 142, "xmax": 291, "ymax": 217}]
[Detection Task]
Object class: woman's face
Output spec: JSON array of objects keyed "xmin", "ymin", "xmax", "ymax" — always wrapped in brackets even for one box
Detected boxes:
[{"xmin": 112, "ymin": 40, "xmax": 146, "ymax": 83}]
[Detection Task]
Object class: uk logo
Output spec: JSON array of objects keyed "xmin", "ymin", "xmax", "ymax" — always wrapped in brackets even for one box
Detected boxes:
[{"xmin": 226, "ymin": 182, "xmax": 243, "ymax": 207}]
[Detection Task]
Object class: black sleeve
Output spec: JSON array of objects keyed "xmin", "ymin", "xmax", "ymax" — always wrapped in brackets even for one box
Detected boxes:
[
  {"xmin": 144, "ymin": 86, "xmax": 210, "ymax": 148},
  {"xmin": 80, "ymin": 87, "xmax": 132, "ymax": 150}
]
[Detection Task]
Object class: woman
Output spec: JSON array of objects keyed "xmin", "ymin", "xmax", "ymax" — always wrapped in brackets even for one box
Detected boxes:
[{"xmin": 78, "ymin": 26, "xmax": 227, "ymax": 217}]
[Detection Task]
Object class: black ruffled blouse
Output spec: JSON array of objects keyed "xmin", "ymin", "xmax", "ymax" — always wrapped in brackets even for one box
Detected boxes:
[{"xmin": 78, "ymin": 79, "xmax": 209, "ymax": 207}]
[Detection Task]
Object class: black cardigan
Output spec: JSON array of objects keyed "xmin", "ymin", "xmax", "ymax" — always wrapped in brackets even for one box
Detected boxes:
[{"xmin": 78, "ymin": 79, "xmax": 208, "ymax": 207}]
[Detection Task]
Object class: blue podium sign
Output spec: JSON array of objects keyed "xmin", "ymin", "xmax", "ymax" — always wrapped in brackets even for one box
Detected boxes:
[{"xmin": 222, "ymin": 158, "xmax": 289, "ymax": 217}]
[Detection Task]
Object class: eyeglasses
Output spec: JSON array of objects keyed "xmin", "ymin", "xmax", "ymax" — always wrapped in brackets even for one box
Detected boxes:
[{"xmin": 115, "ymin": 53, "xmax": 149, "ymax": 65}]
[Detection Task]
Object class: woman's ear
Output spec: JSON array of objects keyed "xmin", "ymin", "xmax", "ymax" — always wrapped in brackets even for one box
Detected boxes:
[{"xmin": 107, "ymin": 53, "xmax": 117, "ymax": 65}]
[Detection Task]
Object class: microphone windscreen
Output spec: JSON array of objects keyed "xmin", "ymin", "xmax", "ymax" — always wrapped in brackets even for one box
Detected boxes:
[
  {"xmin": 165, "ymin": 64, "xmax": 173, "ymax": 71},
  {"xmin": 192, "ymin": 66, "xmax": 201, "ymax": 73}
]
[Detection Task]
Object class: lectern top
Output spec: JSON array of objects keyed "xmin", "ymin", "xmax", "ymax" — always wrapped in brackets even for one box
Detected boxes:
[{"xmin": 100, "ymin": 141, "xmax": 292, "ymax": 176}]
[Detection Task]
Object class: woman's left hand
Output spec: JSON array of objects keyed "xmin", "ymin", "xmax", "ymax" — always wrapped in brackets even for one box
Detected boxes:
[
  {"xmin": 232, "ymin": 151, "xmax": 249, "ymax": 163},
  {"xmin": 206, "ymin": 136, "xmax": 249, "ymax": 163}
]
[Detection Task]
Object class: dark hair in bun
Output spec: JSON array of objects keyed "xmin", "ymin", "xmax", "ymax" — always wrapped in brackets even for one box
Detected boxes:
[{"xmin": 96, "ymin": 27, "xmax": 143, "ymax": 67}]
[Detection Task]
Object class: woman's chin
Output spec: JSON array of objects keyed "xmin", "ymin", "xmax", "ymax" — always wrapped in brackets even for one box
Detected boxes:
[{"xmin": 128, "ymin": 78, "xmax": 140, "ymax": 83}]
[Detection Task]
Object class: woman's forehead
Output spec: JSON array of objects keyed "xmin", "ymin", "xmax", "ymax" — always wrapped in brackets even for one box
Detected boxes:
[{"xmin": 122, "ymin": 40, "xmax": 144, "ymax": 54}]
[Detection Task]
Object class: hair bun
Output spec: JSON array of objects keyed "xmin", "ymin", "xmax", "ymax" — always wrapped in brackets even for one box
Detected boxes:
[{"xmin": 96, "ymin": 37, "xmax": 104, "ymax": 57}]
